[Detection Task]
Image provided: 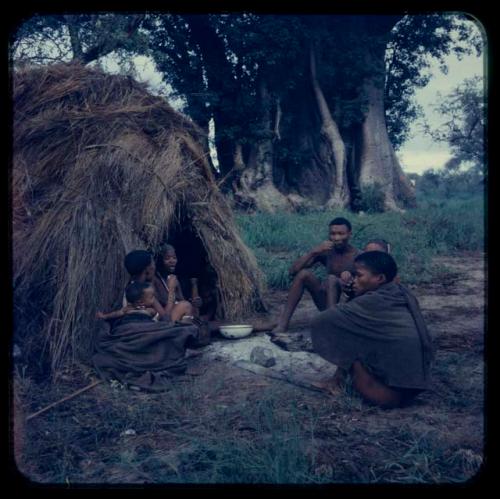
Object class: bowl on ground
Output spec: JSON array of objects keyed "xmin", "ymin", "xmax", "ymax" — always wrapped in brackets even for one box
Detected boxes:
[{"xmin": 219, "ymin": 324, "xmax": 253, "ymax": 339}]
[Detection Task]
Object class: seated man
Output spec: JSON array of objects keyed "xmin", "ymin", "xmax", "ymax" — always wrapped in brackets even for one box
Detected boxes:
[
  {"xmin": 272, "ymin": 217, "xmax": 360, "ymax": 335},
  {"xmin": 311, "ymin": 251, "xmax": 434, "ymax": 408}
]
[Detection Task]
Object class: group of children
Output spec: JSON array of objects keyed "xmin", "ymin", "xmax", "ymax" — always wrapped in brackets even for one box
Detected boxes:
[{"xmin": 96, "ymin": 245, "xmax": 216, "ymax": 331}]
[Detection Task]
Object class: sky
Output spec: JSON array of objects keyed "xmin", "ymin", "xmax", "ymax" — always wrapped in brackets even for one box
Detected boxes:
[
  {"xmin": 396, "ymin": 50, "xmax": 484, "ymax": 174},
  {"xmin": 103, "ymin": 18, "xmax": 485, "ymax": 176}
]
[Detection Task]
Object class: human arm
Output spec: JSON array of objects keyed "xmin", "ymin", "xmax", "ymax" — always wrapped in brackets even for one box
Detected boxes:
[
  {"xmin": 161, "ymin": 275, "xmax": 178, "ymax": 316},
  {"xmin": 96, "ymin": 306, "xmax": 131, "ymax": 321},
  {"xmin": 189, "ymin": 277, "xmax": 203, "ymax": 308},
  {"xmin": 288, "ymin": 240, "xmax": 334, "ymax": 276},
  {"xmin": 174, "ymin": 276, "xmax": 185, "ymax": 301}
]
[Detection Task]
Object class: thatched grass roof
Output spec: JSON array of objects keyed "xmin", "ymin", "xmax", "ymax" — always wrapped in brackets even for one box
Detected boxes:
[{"xmin": 13, "ymin": 63, "xmax": 266, "ymax": 375}]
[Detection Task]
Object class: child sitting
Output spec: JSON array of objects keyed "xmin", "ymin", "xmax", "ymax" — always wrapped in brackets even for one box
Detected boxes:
[
  {"xmin": 153, "ymin": 244, "xmax": 200, "ymax": 323},
  {"xmin": 340, "ymin": 239, "xmax": 398, "ymax": 300},
  {"xmin": 112, "ymin": 282, "xmax": 158, "ymax": 327},
  {"xmin": 96, "ymin": 250, "xmax": 163, "ymax": 322}
]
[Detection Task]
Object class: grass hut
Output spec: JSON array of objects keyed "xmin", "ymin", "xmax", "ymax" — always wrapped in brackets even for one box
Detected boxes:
[{"xmin": 13, "ymin": 63, "xmax": 266, "ymax": 376}]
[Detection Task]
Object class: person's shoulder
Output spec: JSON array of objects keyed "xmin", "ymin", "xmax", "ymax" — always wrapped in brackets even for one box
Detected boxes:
[{"xmin": 350, "ymin": 245, "xmax": 361, "ymax": 256}]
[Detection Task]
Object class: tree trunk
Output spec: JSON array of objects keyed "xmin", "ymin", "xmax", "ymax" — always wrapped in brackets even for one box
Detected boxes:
[
  {"xmin": 184, "ymin": 14, "xmax": 239, "ymax": 179},
  {"xmin": 356, "ymin": 18, "xmax": 416, "ymax": 211},
  {"xmin": 358, "ymin": 79, "xmax": 416, "ymax": 211},
  {"xmin": 232, "ymin": 80, "xmax": 291, "ymax": 212},
  {"xmin": 309, "ymin": 47, "xmax": 350, "ymax": 209},
  {"xmin": 274, "ymin": 78, "xmax": 334, "ymax": 207}
]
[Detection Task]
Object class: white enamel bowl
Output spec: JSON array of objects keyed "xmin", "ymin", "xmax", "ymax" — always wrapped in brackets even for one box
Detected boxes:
[{"xmin": 219, "ymin": 324, "xmax": 253, "ymax": 339}]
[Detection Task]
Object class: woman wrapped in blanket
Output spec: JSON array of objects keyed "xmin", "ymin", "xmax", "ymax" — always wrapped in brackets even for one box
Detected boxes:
[
  {"xmin": 311, "ymin": 251, "xmax": 434, "ymax": 408},
  {"xmin": 93, "ymin": 281, "xmax": 203, "ymax": 392}
]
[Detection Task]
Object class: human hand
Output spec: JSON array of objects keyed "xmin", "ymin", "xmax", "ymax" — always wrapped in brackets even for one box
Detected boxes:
[
  {"xmin": 96, "ymin": 311, "xmax": 105, "ymax": 320},
  {"xmin": 191, "ymin": 296, "xmax": 203, "ymax": 308},
  {"xmin": 314, "ymin": 240, "xmax": 334, "ymax": 255},
  {"xmin": 145, "ymin": 307, "xmax": 157, "ymax": 317},
  {"xmin": 340, "ymin": 271, "xmax": 353, "ymax": 285},
  {"xmin": 340, "ymin": 271, "xmax": 354, "ymax": 294},
  {"xmin": 167, "ymin": 274, "xmax": 178, "ymax": 288}
]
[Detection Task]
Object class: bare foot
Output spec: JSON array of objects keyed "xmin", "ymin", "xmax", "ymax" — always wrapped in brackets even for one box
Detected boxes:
[
  {"xmin": 253, "ymin": 320, "xmax": 278, "ymax": 332},
  {"xmin": 185, "ymin": 349, "xmax": 204, "ymax": 359},
  {"xmin": 310, "ymin": 379, "xmax": 343, "ymax": 396},
  {"xmin": 269, "ymin": 332, "xmax": 303, "ymax": 350},
  {"xmin": 271, "ymin": 324, "xmax": 288, "ymax": 334}
]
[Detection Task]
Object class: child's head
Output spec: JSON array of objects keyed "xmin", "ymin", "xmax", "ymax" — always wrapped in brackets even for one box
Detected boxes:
[
  {"xmin": 352, "ymin": 251, "xmax": 398, "ymax": 296},
  {"xmin": 364, "ymin": 238, "xmax": 391, "ymax": 253},
  {"xmin": 157, "ymin": 244, "xmax": 177, "ymax": 274},
  {"xmin": 125, "ymin": 281, "xmax": 155, "ymax": 308},
  {"xmin": 124, "ymin": 250, "xmax": 156, "ymax": 282}
]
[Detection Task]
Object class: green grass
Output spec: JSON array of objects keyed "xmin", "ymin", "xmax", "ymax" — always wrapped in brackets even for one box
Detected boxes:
[
  {"xmin": 235, "ymin": 196, "xmax": 484, "ymax": 289},
  {"xmin": 16, "ymin": 351, "xmax": 483, "ymax": 484}
]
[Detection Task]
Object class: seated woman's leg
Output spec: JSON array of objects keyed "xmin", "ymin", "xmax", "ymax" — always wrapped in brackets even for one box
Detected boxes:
[
  {"xmin": 171, "ymin": 300, "xmax": 194, "ymax": 322},
  {"xmin": 311, "ymin": 366, "xmax": 348, "ymax": 394},
  {"xmin": 350, "ymin": 360, "xmax": 405, "ymax": 409}
]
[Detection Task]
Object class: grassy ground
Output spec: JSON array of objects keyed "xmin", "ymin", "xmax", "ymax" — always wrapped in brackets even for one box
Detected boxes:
[{"xmin": 13, "ymin": 349, "xmax": 483, "ymax": 484}]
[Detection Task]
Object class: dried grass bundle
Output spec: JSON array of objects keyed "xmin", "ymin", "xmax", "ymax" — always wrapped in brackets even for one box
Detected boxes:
[{"xmin": 13, "ymin": 63, "xmax": 266, "ymax": 375}]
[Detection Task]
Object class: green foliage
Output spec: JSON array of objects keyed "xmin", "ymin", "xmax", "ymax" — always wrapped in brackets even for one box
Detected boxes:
[
  {"xmin": 425, "ymin": 76, "xmax": 486, "ymax": 175},
  {"xmin": 385, "ymin": 14, "xmax": 483, "ymax": 150},
  {"xmin": 12, "ymin": 14, "xmax": 149, "ymax": 66},
  {"xmin": 415, "ymin": 168, "xmax": 484, "ymax": 200},
  {"xmin": 359, "ymin": 183, "xmax": 386, "ymax": 213}
]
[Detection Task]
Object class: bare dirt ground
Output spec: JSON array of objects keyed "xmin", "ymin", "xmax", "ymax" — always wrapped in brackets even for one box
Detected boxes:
[{"xmin": 13, "ymin": 252, "xmax": 485, "ymax": 484}]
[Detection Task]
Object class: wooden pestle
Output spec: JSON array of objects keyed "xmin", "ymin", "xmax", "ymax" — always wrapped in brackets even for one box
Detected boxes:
[{"xmin": 190, "ymin": 277, "xmax": 200, "ymax": 317}]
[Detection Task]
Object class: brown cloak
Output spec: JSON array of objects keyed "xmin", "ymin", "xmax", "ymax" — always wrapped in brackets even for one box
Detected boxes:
[
  {"xmin": 311, "ymin": 282, "xmax": 434, "ymax": 390},
  {"xmin": 92, "ymin": 314, "xmax": 199, "ymax": 392}
]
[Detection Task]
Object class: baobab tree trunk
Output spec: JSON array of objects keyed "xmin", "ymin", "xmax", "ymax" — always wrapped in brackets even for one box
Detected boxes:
[
  {"xmin": 232, "ymin": 80, "xmax": 291, "ymax": 212},
  {"xmin": 358, "ymin": 80, "xmax": 400, "ymax": 211},
  {"xmin": 309, "ymin": 47, "xmax": 350, "ymax": 209},
  {"xmin": 358, "ymin": 79, "xmax": 416, "ymax": 211},
  {"xmin": 356, "ymin": 16, "xmax": 416, "ymax": 211}
]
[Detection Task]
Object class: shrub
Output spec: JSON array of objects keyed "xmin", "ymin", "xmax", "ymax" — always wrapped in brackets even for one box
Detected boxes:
[{"xmin": 359, "ymin": 183, "xmax": 386, "ymax": 213}]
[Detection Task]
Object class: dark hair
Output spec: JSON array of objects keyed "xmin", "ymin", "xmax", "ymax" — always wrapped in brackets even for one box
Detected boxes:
[
  {"xmin": 365, "ymin": 238, "xmax": 390, "ymax": 253},
  {"xmin": 125, "ymin": 281, "xmax": 152, "ymax": 305},
  {"xmin": 158, "ymin": 244, "xmax": 175, "ymax": 256},
  {"xmin": 329, "ymin": 217, "xmax": 352, "ymax": 231},
  {"xmin": 124, "ymin": 250, "xmax": 153, "ymax": 276},
  {"xmin": 354, "ymin": 251, "xmax": 398, "ymax": 282},
  {"xmin": 155, "ymin": 243, "xmax": 176, "ymax": 277}
]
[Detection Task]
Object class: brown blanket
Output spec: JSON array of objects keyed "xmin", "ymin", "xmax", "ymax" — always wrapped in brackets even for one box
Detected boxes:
[
  {"xmin": 92, "ymin": 315, "xmax": 200, "ymax": 392},
  {"xmin": 311, "ymin": 282, "xmax": 434, "ymax": 390}
]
